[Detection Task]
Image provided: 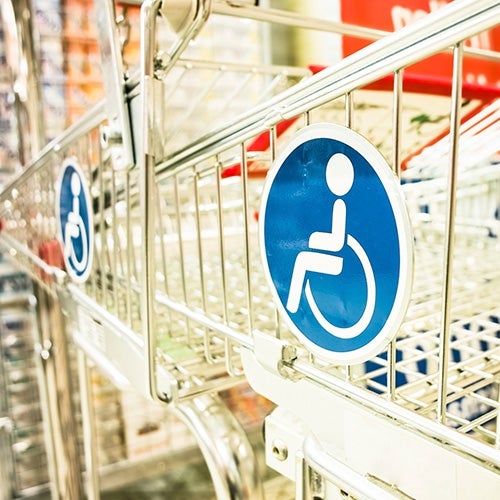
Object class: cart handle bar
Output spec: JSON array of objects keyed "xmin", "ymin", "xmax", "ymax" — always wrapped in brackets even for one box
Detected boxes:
[{"xmin": 157, "ymin": 0, "xmax": 500, "ymax": 178}]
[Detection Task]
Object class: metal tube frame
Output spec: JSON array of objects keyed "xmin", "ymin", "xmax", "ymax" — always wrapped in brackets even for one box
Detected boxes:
[
  {"xmin": 77, "ymin": 350, "xmax": 100, "ymax": 500},
  {"xmin": 139, "ymin": 0, "xmax": 211, "ymax": 403},
  {"xmin": 95, "ymin": 0, "xmax": 135, "ymax": 170},
  {"xmin": 173, "ymin": 393, "xmax": 264, "ymax": 500},
  {"xmin": 0, "ymin": 322, "xmax": 14, "ymax": 500},
  {"xmin": 34, "ymin": 285, "xmax": 84, "ymax": 499},
  {"xmin": 436, "ymin": 42, "xmax": 464, "ymax": 424}
]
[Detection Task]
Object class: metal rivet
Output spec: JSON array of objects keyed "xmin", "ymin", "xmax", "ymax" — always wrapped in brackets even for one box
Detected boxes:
[{"xmin": 271, "ymin": 439, "xmax": 288, "ymax": 461}]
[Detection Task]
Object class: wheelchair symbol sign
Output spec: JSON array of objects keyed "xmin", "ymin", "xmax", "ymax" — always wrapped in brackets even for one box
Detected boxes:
[
  {"xmin": 56, "ymin": 159, "xmax": 93, "ymax": 283},
  {"xmin": 260, "ymin": 123, "xmax": 413, "ymax": 364}
]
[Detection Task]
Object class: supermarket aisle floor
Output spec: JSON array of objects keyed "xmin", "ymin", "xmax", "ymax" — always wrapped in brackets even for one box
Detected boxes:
[
  {"xmin": 101, "ymin": 434, "xmax": 295, "ymax": 499},
  {"xmin": 31, "ymin": 444, "xmax": 295, "ymax": 500},
  {"xmin": 101, "ymin": 464, "xmax": 294, "ymax": 500}
]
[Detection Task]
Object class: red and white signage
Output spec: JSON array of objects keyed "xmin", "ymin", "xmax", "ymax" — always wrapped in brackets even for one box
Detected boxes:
[{"xmin": 341, "ymin": 0, "xmax": 500, "ymax": 86}]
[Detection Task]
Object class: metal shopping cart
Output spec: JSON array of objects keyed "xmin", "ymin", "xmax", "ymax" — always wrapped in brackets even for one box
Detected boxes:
[
  {"xmin": 222, "ymin": 3, "xmax": 497, "ymax": 499},
  {"xmin": 0, "ymin": 0, "xmax": 308, "ymax": 497},
  {"xmin": 0, "ymin": 0, "xmax": 499, "ymax": 498}
]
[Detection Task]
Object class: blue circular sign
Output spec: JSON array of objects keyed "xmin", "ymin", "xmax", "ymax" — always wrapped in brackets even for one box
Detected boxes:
[
  {"xmin": 56, "ymin": 159, "xmax": 93, "ymax": 283},
  {"xmin": 260, "ymin": 123, "xmax": 413, "ymax": 364}
]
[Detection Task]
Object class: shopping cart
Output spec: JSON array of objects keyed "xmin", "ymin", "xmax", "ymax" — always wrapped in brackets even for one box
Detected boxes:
[
  {"xmin": 0, "ymin": 0, "xmax": 499, "ymax": 498},
  {"xmin": 240, "ymin": 4, "xmax": 497, "ymax": 499},
  {"xmin": 134, "ymin": 1, "xmax": 498, "ymax": 498},
  {"xmin": 0, "ymin": 0, "xmax": 309, "ymax": 497}
]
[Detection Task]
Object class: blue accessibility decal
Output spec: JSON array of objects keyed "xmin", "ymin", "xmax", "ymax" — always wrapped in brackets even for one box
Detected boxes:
[
  {"xmin": 57, "ymin": 159, "xmax": 93, "ymax": 283},
  {"xmin": 260, "ymin": 123, "xmax": 413, "ymax": 364}
]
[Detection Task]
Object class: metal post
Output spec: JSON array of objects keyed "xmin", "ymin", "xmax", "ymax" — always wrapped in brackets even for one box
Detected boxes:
[
  {"xmin": 0, "ymin": 327, "xmax": 14, "ymax": 500},
  {"xmin": 34, "ymin": 285, "xmax": 84, "ymax": 499},
  {"xmin": 1, "ymin": 3, "xmax": 83, "ymax": 494},
  {"xmin": 77, "ymin": 350, "xmax": 100, "ymax": 500},
  {"xmin": 2, "ymin": 0, "xmax": 45, "ymax": 162},
  {"xmin": 0, "ymin": 417, "xmax": 14, "ymax": 500},
  {"xmin": 437, "ymin": 42, "xmax": 464, "ymax": 424}
]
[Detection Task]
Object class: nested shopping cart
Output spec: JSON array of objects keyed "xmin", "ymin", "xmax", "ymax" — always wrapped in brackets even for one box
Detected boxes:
[
  {"xmin": 0, "ymin": 0, "xmax": 499, "ymax": 498},
  {"xmin": 0, "ymin": 0, "xmax": 309, "ymax": 497}
]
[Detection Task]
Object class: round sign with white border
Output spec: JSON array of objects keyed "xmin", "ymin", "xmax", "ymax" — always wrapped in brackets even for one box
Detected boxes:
[
  {"xmin": 260, "ymin": 123, "xmax": 413, "ymax": 364},
  {"xmin": 56, "ymin": 158, "xmax": 94, "ymax": 283}
]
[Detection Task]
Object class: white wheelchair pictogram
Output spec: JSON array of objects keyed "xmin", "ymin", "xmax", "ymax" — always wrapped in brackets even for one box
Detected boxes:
[
  {"xmin": 64, "ymin": 171, "xmax": 89, "ymax": 273},
  {"xmin": 285, "ymin": 153, "xmax": 376, "ymax": 339}
]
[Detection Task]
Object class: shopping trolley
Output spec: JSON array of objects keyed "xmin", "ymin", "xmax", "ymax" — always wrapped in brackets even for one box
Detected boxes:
[
  {"xmin": 0, "ymin": 0, "xmax": 310, "ymax": 497},
  {"xmin": 133, "ymin": 1, "xmax": 498, "ymax": 498},
  {"xmin": 0, "ymin": 0, "xmax": 327, "ymax": 497},
  {"xmin": 0, "ymin": 0, "xmax": 499, "ymax": 498},
  {"xmin": 257, "ymin": 6, "xmax": 498, "ymax": 500}
]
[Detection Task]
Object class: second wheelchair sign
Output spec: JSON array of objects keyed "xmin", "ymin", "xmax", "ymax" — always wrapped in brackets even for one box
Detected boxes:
[
  {"xmin": 259, "ymin": 123, "xmax": 413, "ymax": 364},
  {"xmin": 56, "ymin": 158, "xmax": 94, "ymax": 284}
]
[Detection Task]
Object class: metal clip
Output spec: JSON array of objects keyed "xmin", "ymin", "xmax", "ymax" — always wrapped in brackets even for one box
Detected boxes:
[
  {"xmin": 278, "ymin": 344, "xmax": 303, "ymax": 381},
  {"xmin": 253, "ymin": 330, "xmax": 303, "ymax": 381}
]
